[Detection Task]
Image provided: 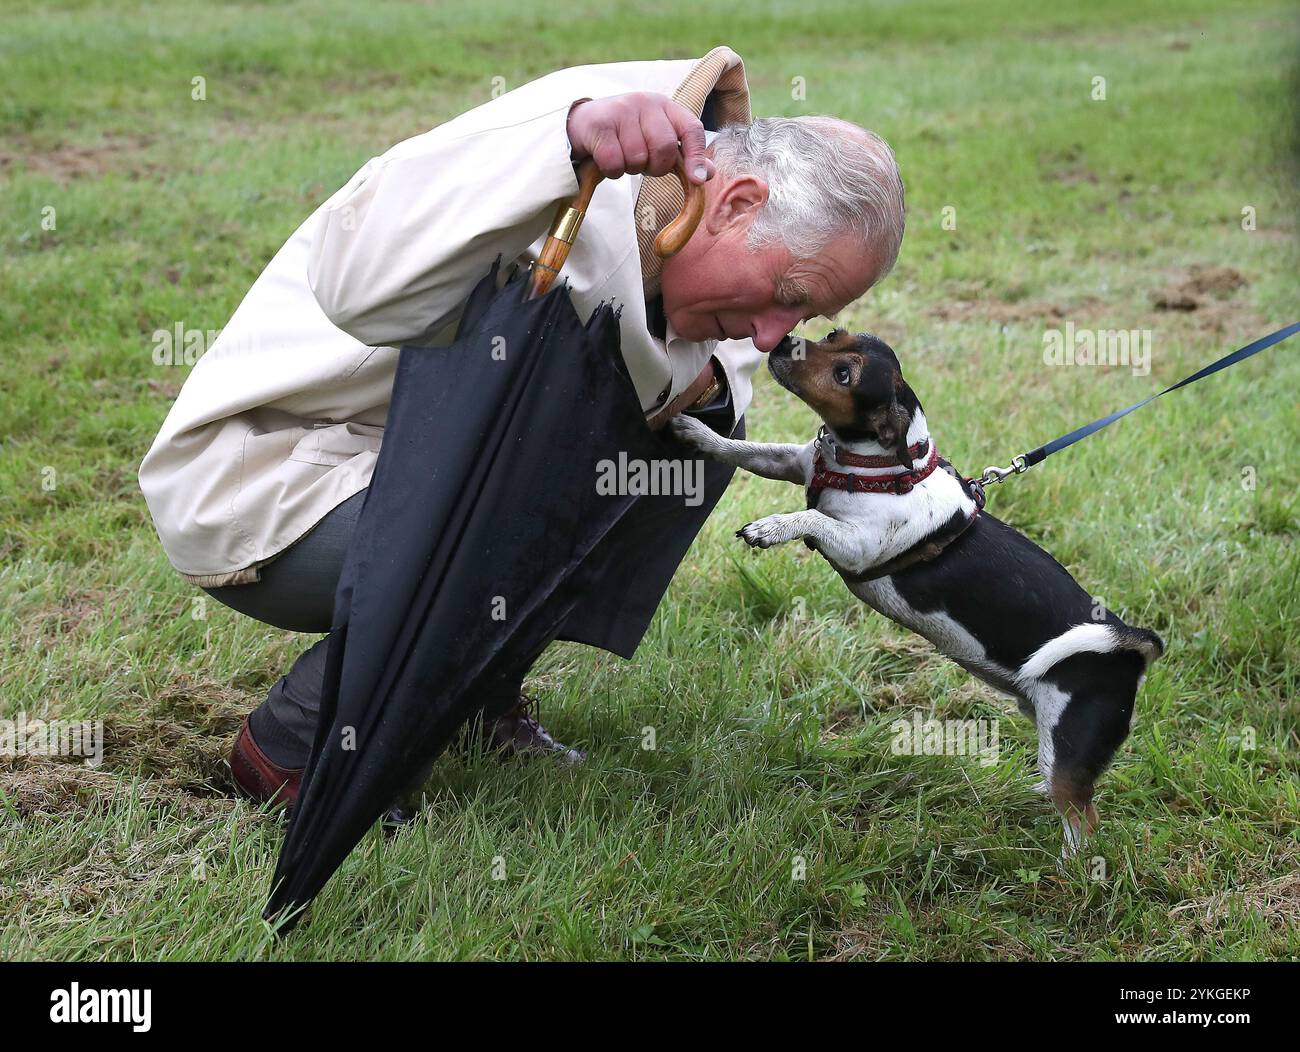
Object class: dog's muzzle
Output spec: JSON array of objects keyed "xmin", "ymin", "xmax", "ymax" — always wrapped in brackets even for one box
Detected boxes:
[{"xmin": 766, "ymin": 347, "xmax": 796, "ymax": 391}]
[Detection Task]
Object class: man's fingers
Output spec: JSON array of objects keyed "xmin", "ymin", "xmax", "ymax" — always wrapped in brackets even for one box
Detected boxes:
[
  {"xmin": 639, "ymin": 107, "xmax": 682, "ymax": 177},
  {"xmin": 570, "ymin": 94, "xmax": 713, "ymax": 183},
  {"xmin": 616, "ymin": 111, "xmax": 651, "ymax": 175},
  {"xmin": 667, "ymin": 104, "xmax": 710, "ymax": 184},
  {"xmin": 589, "ymin": 125, "xmax": 627, "ymax": 179}
]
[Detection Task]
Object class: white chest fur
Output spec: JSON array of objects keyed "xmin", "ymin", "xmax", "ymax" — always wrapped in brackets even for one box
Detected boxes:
[{"xmin": 803, "ymin": 413, "xmax": 978, "ymax": 576}]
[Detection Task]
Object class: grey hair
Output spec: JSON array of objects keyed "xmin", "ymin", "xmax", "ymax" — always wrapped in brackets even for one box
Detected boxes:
[{"xmin": 709, "ymin": 115, "xmax": 906, "ymax": 276}]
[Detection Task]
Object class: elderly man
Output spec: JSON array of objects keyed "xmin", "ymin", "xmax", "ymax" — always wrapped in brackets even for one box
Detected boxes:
[{"xmin": 138, "ymin": 45, "xmax": 905, "ymax": 808}]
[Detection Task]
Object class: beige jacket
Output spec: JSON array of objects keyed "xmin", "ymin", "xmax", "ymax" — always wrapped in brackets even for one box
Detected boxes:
[{"xmin": 138, "ymin": 46, "xmax": 765, "ymax": 587}]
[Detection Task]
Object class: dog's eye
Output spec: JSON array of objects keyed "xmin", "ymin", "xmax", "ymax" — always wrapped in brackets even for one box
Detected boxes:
[{"xmin": 833, "ymin": 364, "xmax": 851, "ymax": 385}]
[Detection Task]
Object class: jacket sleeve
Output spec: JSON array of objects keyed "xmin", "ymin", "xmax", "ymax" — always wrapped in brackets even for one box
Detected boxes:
[
  {"xmin": 712, "ymin": 338, "xmax": 766, "ymax": 427},
  {"xmin": 307, "ymin": 95, "xmax": 583, "ymax": 347}
]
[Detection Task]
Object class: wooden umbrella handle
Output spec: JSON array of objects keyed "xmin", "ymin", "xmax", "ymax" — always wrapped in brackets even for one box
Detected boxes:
[{"xmin": 528, "ymin": 157, "xmax": 704, "ymax": 299}]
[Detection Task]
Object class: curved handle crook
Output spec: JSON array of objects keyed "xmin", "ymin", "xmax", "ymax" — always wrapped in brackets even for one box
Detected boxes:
[{"xmin": 529, "ymin": 157, "xmax": 704, "ymax": 300}]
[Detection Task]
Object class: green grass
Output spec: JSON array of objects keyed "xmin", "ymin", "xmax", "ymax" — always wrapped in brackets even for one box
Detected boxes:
[{"xmin": 2, "ymin": 0, "xmax": 1298, "ymax": 960}]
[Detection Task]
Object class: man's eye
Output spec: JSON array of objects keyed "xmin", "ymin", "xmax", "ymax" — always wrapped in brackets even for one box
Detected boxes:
[{"xmin": 834, "ymin": 365, "xmax": 851, "ymax": 385}]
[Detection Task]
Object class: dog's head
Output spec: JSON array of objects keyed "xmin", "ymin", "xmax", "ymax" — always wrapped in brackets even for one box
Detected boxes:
[{"xmin": 767, "ymin": 329, "xmax": 922, "ymax": 464}]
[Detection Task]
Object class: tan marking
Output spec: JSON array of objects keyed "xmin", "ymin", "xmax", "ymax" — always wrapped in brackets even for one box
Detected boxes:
[
  {"xmin": 1051, "ymin": 770, "xmax": 1100, "ymax": 837},
  {"xmin": 778, "ymin": 334, "xmax": 865, "ymax": 430}
]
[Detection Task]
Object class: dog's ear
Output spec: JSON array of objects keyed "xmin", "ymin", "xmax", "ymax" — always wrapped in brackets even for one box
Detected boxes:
[{"xmin": 876, "ymin": 400, "xmax": 914, "ymax": 466}]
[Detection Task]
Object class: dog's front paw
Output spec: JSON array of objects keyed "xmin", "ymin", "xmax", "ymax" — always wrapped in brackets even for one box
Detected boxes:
[
  {"xmin": 668, "ymin": 413, "xmax": 715, "ymax": 452},
  {"xmin": 737, "ymin": 515, "xmax": 793, "ymax": 549}
]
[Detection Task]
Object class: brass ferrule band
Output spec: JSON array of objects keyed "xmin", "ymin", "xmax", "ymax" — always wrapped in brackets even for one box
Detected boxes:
[{"xmin": 551, "ymin": 207, "xmax": 585, "ymax": 244}]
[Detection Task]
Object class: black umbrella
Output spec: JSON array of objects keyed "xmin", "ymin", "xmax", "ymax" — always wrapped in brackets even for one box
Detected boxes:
[{"xmin": 265, "ymin": 161, "xmax": 703, "ymax": 927}]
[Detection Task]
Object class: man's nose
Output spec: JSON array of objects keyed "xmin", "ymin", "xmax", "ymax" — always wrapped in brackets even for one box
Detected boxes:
[{"xmin": 750, "ymin": 307, "xmax": 805, "ymax": 353}]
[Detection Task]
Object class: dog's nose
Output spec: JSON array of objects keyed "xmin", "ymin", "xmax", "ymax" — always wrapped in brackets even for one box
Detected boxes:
[{"xmin": 771, "ymin": 335, "xmax": 795, "ymax": 356}]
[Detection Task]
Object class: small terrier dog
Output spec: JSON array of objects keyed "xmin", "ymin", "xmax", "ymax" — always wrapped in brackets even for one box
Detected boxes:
[{"xmin": 672, "ymin": 330, "xmax": 1164, "ymax": 851}]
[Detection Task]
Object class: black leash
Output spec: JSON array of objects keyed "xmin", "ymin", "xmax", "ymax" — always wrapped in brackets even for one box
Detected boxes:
[{"xmin": 972, "ymin": 322, "xmax": 1300, "ymax": 496}]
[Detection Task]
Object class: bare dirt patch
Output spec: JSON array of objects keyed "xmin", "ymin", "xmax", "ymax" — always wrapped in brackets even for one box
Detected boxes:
[
  {"xmin": 928, "ymin": 297, "xmax": 1104, "ymax": 325},
  {"xmin": 97, "ymin": 674, "xmax": 249, "ymax": 794},
  {"xmin": 0, "ymin": 133, "xmax": 158, "ymax": 182},
  {"xmin": 1152, "ymin": 265, "xmax": 1249, "ymax": 312},
  {"xmin": 18, "ymin": 589, "xmax": 109, "ymax": 647},
  {"xmin": 0, "ymin": 758, "xmax": 263, "ymax": 927},
  {"xmin": 0, "ymin": 756, "xmax": 238, "ymax": 820},
  {"xmin": 1050, "ymin": 164, "xmax": 1100, "ymax": 186},
  {"xmin": 1, "ymin": 672, "xmax": 252, "ymax": 802}
]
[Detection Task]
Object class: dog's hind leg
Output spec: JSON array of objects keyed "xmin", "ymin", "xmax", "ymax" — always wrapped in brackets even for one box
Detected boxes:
[
  {"xmin": 1028, "ymin": 649, "xmax": 1146, "ymax": 855},
  {"xmin": 1028, "ymin": 680, "xmax": 1100, "ymax": 856}
]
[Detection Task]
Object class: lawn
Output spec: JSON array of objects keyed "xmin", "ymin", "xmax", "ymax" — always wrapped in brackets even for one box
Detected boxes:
[{"xmin": 1, "ymin": 0, "xmax": 1297, "ymax": 960}]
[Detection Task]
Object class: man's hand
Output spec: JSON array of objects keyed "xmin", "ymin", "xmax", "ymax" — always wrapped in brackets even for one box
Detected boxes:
[{"xmin": 567, "ymin": 93, "xmax": 715, "ymax": 185}]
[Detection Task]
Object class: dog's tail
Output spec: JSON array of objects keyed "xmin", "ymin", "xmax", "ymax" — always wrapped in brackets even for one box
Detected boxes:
[
  {"xmin": 1115, "ymin": 624, "xmax": 1164, "ymax": 667},
  {"xmin": 1014, "ymin": 622, "xmax": 1164, "ymax": 690}
]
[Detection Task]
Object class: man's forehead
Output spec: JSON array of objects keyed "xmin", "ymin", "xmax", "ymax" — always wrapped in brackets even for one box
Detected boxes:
[{"xmin": 787, "ymin": 251, "xmax": 878, "ymax": 317}]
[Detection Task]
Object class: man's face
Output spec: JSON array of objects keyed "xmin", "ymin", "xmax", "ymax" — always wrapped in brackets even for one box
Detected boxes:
[{"xmin": 659, "ymin": 170, "xmax": 884, "ymax": 352}]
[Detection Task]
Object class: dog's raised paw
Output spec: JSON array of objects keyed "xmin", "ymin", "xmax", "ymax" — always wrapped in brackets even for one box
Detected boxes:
[
  {"xmin": 668, "ymin": 414, "xmax": 713, "ymax": 449},
  {"xmin": 737, "ymin": 517, "xmax": 787, "ymax": 549}
]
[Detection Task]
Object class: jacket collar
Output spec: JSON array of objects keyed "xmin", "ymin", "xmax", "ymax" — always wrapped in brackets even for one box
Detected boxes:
[{"xmin": 634, "ymin": 46, "xmax": 751, "ymax": 300}]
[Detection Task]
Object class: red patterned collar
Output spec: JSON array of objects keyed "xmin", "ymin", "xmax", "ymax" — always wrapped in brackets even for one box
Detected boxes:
[
  {"xmin": 808, "ymin": 427, "xmax": 941, "ymax": 501},
  {"xmin": 827, "ymin": 438, "xmax": 932, "ymax": 470},
  {"xmin": 804, "ymin": 428, "xmax": 987, "ymax": 576}
]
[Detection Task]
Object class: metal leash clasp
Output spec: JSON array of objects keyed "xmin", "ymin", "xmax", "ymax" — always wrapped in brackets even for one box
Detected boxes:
[
  {"xmin": 814, "ymin": 424, "xmax": 835, "ymax": 460},
  {"xmin": 976, "ymin": 453, "xmax": 1030, "ymax": 488}
]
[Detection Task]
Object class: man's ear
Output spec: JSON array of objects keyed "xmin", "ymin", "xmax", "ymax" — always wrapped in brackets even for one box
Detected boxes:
[{"xmin": 705, "ymin": 173, "xmax": 770, "ymax": 236}]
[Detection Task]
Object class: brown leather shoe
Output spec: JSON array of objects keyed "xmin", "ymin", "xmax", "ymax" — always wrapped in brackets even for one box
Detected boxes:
[
  {"xmin": 229, "ymin": 716, "xmax": 303, "ymax": 810},
  {"xmin": 468, "ymin": 695, "xmax": 584, "ymax": 763}
]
